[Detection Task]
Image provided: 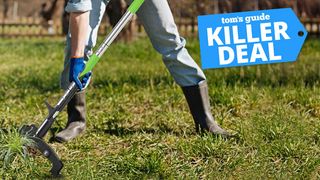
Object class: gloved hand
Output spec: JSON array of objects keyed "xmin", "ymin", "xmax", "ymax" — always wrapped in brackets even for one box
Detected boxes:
[{"xmin": 69, "ymin": 57, "xmax": 92, "ymax": 90}]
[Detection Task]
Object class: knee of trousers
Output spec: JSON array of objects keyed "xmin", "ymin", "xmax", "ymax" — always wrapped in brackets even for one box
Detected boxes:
[{"xmin": 159, "ymin": 37, "xmax": 206, "ymax": 87}]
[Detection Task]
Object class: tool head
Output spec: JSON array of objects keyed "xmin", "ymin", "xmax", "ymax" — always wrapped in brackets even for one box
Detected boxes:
[
  {"xmin": 18, "ymin": 124, "xmax": 64, "ymax": 177},
  {"xmin": 19, "ymin": 124, "xmax": 38, "ymax": 136}
]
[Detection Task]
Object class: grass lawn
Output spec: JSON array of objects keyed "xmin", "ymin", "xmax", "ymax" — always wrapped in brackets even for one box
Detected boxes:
[{"xmin": 0, "ymin": 36, "xmax": 319, "ymax": 179}]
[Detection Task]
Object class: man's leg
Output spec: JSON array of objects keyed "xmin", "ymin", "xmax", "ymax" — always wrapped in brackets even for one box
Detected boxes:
[
  {"xmin": 56, "ymin": 0, "xmax": 108, "ymax": 142},
  {"xmin": 136, "ymin": 0, "xmax": 230, "ymax": 136}
]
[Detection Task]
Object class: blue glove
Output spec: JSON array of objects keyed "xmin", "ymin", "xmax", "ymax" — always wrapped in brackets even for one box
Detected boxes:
[{"xmin": 69, "ymin": 57, "xmax": 92, "ymax": 90}]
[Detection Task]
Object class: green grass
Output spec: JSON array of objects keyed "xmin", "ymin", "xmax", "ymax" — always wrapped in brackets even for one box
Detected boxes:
[
  {"xmin": 0, "ymin": 36, "xmax": 319, "ymax": 179},
  {"xmin": 0, "ymin": 128, "xmax": 31, "ymax": 165}
]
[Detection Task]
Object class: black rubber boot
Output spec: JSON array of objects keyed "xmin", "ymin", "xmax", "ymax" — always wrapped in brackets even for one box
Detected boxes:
[
  {"xmin": 55, "ymin": 91, "xmax": 86, "ymax": 143},
  {"xmin": 182, "ymin": 80, "xmax": 231, "ymax": 138}
]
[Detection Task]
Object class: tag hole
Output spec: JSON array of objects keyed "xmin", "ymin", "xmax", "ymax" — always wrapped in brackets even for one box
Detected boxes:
[{"xmin": 298, "ymin": 31, "xmax": 304, "ymax": 37}]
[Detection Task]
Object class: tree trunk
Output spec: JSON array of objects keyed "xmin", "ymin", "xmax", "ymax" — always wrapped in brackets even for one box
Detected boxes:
[
  {"xmin": 3, "ymin": 0, "xmax": 9, "ymax": 19},
  {"xmin": 62, "ymin": 0, "xmax": 69, "ymax": 35},
  {"xmin": 106, "ymin": 0, "xmax": 134, "ymax": 42}
]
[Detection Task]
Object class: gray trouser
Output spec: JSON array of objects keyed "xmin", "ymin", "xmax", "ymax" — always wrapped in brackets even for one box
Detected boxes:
[{"xmin": 61, "ymin": 0, "xmax": 206, "ymax": 89}]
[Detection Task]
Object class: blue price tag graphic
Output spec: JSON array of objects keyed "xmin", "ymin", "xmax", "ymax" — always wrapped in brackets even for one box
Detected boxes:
[{"xmin": 198, "ymin": 8, "xmax": 307, "ymax": 69}]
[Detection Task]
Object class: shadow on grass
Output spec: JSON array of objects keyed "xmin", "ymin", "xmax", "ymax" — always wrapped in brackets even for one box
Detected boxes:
[
  {"xmin": 5, "ymin": 72, "xmax": 175, "ymax": 95},
  {"xmin": 92, "ymin": 74, "xmax": 175, "ymax": 89},
  {"xmin": 5, "ymin": 65, "xmax": 320, "ymax": 96},
  {"xmin": 46, "ymin": 120, "xmax": 189, "ymax": 142},
  {"xmin": 93, "ymin": 121, "xmax": 191, "ymax": 137},
  {"xmin": 2, "ymin": 68, "xmax": 61, "ymax": 94}
]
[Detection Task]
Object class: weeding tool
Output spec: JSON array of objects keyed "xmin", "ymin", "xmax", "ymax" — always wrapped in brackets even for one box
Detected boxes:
[{"xmin": 19, "ymin": 0, "xmax": 145, "ymax": 177}]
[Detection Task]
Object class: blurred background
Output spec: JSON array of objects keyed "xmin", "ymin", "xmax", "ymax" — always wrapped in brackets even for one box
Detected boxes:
[{"xmin": 0, "ymin": 0, "xmax": 319, "ymax": 38}]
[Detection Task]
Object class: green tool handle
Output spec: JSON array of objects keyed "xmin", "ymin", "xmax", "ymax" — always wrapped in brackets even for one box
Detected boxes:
[
  {"xmin": 79, "ymin": 0, "xmax": 144, "ymax": 77},
  {"xmin": 128, "ymin": 0, "xmax": 145, "ymax": 13},
  {"xmin": 80, "ymin": 54, "xmax": 100, "ymax": 77}
]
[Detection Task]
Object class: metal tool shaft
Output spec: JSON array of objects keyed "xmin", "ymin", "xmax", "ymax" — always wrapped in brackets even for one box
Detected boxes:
[
  {"xmin": 96, "ymin": 11, "xmax": 133, "ymax": 57},
  {"xmin": 36, "ymin": 82, "xmax": 77, "ymax": 138},
  {"xmin": 35, "ymin": 10, "xmax": 135, "ymax": 139}
]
